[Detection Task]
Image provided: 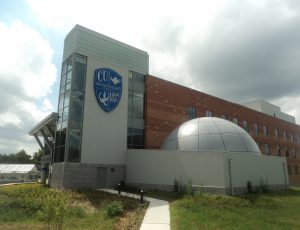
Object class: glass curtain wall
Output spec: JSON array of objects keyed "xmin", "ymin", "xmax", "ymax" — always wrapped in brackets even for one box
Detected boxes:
[
  {"xmin": 127, "ymin": 71, "xmax": 145, "ymax": 149},
  {"xmin": 54, "ymin": 53, "xmax": 87, "ymax": 162}
]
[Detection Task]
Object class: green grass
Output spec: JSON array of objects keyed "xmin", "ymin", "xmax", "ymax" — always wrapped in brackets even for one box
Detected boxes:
[
  {"xmin": 0, "ymin": 184, "xmax": 148, "ymax": 230},
  {"xmin": 168, "ymin": 188, "xmax": 300, "ymax": 230}
]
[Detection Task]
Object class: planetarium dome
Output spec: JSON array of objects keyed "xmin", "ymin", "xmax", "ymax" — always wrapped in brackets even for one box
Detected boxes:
[{"xmin": 161, "ymin": 117, "xmax": 261, "ymax": 155}]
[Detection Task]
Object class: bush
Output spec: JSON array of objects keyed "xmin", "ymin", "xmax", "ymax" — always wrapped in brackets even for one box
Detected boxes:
[
  {"xmin": 186, "ymin": 179, "xmax": 193, "ymax": 195},
  {"xmin": 259, "ymin": 177, "xmax": 270, "ymax": 193},
  {"xmin": 36, "ymin": 196, "xmax": 69, "ymax": 230},
  {"xmin": 174, "ymin": 179, "xmax": 179, "ymax": 192},
  {"xmin": 247, "ymin": 181, "xmax": 253, "ymax": 193},
  {"xmin": 69, "ymin": 206, "xmax": 86, "ymax": 218},
  {"xmin": 105, "ymin": 201, "xmax": 124, "ymax": 218}
]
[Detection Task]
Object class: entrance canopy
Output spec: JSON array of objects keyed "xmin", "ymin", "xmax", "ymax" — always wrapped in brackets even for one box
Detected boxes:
[{"xmin": 29, "ymin": 112, "xmax": 58, "ymax": 163}]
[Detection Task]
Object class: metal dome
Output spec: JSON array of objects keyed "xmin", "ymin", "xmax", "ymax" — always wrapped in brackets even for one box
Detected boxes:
[{"xmin": 161, "ymin": 117, "xmax": 261, "ymax": 155}]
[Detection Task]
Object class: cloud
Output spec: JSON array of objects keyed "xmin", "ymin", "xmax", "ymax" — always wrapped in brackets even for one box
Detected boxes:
[
  {"xmin": 186, "ymin": 1, "xmax": 300, "ymax": 100},
  {"xmin": 25, "ymin": 0, "xmax": 300, "ymax": 124},
  {"xmin": 0, "ymin": 21, "xmax": 57, "ymax": 154}
]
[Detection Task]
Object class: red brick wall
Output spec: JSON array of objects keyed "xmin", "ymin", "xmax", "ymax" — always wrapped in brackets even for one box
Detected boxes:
[{"xmin": 145, "ymin": 75, "xmax": 300, "ymax": 185}]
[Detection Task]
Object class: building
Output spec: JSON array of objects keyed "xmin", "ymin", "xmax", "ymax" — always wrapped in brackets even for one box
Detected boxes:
[
  {"xmin": 0, "ymin": 164, "xmax": 39, "ymax": 184},
  {"xmin": 29, "ymin": 25, "xmax": 300, "ymax": 193}
]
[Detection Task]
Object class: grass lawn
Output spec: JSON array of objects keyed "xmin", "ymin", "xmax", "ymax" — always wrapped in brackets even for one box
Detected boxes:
[
  {"xmin": 0, "ymin": 184, "xmax": 148, "ymax": 230},
  {"xmin": 167, "ymin": 188, "xmax": 300, "ymax": 230}
]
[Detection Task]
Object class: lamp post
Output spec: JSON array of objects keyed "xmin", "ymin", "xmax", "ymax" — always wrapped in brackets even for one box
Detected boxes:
[
  {"xmin": 117, "ymin": 182, "xmax": 121, "ymax": 195},
  {"xmin": 140, "ymin": 188, "xmax": 144, "ymax": 204}
]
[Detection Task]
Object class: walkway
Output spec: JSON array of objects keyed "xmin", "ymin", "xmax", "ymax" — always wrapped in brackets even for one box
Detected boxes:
[{"xmin": 98, "ymin": 189, "xmax": 170, "ymax": 230}]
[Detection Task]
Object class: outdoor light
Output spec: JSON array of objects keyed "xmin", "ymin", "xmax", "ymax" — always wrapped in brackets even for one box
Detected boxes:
[
  {"xmin": 140, "ymin": 188, "xmax": 144, "ymax": 204},
  {"xmin": 117, "ymin": 182, "xmax": 121, "ymax": 195}
]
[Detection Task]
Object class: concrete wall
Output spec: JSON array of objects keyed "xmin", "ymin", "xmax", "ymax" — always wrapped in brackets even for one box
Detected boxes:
[
  {"xmin": 51, "ymin": 162, "xmax": 125, "ymax": 189},
  {"xmin": 126, "ymin": 149, "xmax": 288, "ymax": 194},
  {"xmin": 222, "ymin": 153, "xmax": 288, "ymax": 194},
  {"xmin": 126, "ymin": 150, "xmax": 226, "ymax": 192}
]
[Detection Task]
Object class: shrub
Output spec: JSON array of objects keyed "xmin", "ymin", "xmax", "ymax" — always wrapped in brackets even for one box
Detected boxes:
[
  {"xmin": 36, "ymin": 196, "xmax": 69, "ymax": 230},
  {"xmin": 105, "ymin": 201, "xmax": 124, "ymax": 218},
  {"xmin": 174, "ymin": 179, "xmax": 179, "ymax": 192},
  {"xmin": 186, "ymin": 179, "xmax": 193, "ymax": 195},
  {"xmin": 259, "ymin": 177, "xmax": 270, "ymax": 193},
  {"xmin": 69, "ymin": 206, "xmax": 86, "ymax": 218},
  {"xmin": 247, "ymin": 181, "xmax": 253, "ymax": 193}
]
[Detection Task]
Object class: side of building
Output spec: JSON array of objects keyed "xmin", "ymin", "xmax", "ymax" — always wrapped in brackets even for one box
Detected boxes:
[{"xmin": 145, "ymin": 76, "xmax": 300, "ymax": 186}]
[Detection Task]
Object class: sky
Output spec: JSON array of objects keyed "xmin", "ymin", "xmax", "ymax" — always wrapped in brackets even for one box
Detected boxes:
[{"xmin": 0, "ymin": 0, "xmax": 299, "ymax": 155}]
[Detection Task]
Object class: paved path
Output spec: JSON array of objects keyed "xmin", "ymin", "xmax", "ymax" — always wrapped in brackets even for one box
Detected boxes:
[{"xmin": 98, "ymin": 189, "xmax": 170, "ymax": 230}]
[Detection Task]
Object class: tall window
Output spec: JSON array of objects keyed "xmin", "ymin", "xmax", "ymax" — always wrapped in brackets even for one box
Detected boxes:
[
  {"xmin": 296, "ymin": 135, "xmax": 300, "ymax": 144},
  {"xmin": 233, "ymin": 117, "xmax": 239, "ymax": 125},
  {"xmin": 276, "ymin": 145, "xmax": 281, "ymax": 156},
  {"xmin": 263, "ymin": 125, "xmax": 268, "ymax": 136},
  {"xmin": 188, "ymin": 106, "xmax": 197, "ymax": 120},
  {"xmin": 253, "ymin": 123, "xmax": 259, "ymax": 135},
  {"xmin": 288, "ymin": 165, "xmax": 291, "ymax": 175},
  {"xmin": 243, "ymin": 120, "xmax": 249, "ymax": 132},
  {"xmin": 283, "ymin": 130, "xmax": 287, "ymax": 140},
  {"xmin": 295, "ymin": 165, "xmax": 299, "ymax": 175},
  {"xmin": 292, "ymin": 148, "xmax": 296, "ymax": 158},
  {"xmin": 290, "ymin": 133, "xmax": 294, "ymax": 142},
  {"xmin": 264, "ymin": 144, "xmax": 270, "ymax": 155},
  {"xmin": 127, "ymin": 71, "xmax": 145, "ymax": 149},
  {"xmin": 274, "ymin": 128, "xmax": 279, "ymax": 140},
  {"xmin": 286, "ymin": 147, "xmax": 289, "ymax": 158},
  {"xmin": 221, "ymin": 114, "xmax": 227, "ymax": 120},
  {"xmin": 206, "ymin": 110, "xmax": 213, "ymax": 117},
  {"xmin": 54, "ymin": 53, "xmax": 87, "ymax": 163}
]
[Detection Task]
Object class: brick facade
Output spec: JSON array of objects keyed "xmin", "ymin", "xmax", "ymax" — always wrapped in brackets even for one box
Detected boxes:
[{"xmin": 145, "ymin": 75, "xmax": 300, "ymax": 185}]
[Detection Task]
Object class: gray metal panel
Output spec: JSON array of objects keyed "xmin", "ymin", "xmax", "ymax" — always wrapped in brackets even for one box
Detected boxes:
[
  {"xmin": 162, "ymin": 117, "xmax": 261, "ymax": 154},
  {"xmin": 63, "ymin": 25, "xmax": 149, "ymax": 74},
  {"xmin": 80, "ymin": 57, "xmax": 128, "ymax": 165}
]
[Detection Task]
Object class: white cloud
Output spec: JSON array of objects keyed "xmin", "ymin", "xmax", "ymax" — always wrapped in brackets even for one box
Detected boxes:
[
  {"xmin": 0, "ymin": 112, "xmax": 23, "ymax": 128},
  {"xmin": 25, "ymin": 0, "xmax": 300, "ymax": 125},
  {"xmin": 272, "ymin": 96, "xmax": 300, "ymax": 124},
  {"xmin": 0, "ymin": 21, "xmax": 57, "ymax": 155}
]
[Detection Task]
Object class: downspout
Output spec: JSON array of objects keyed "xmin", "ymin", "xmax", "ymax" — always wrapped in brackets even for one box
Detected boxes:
[
  {"xmin": 228, "ymin": 159, "xmax": 234, "ymax": 195},
  {"xmin": 282, "ymin": 162, "xmax": 288, "ymax": 189}
]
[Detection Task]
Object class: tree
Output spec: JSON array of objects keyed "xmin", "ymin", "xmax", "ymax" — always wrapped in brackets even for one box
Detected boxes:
[
  {"xmin": 14, "ymin": 149, "xmax": 32, "ymax": 163},
  {"xmin": 32, "ymin": 149, "xmax": 43, "ymax": 164},
  {"xmin": 0, "ymin": 149, "xmax": 32, "ymax": 163}
]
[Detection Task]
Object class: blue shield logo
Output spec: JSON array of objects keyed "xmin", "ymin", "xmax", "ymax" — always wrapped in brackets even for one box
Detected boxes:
[{"xmin": 94, "ymin": 68, "xmax": 122, "ymax": 112}]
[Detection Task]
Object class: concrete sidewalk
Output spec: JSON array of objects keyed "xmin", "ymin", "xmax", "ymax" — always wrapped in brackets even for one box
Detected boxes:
[{"xmin": 98, "ymin": 189, "xmax": 170, "ymax": 230}]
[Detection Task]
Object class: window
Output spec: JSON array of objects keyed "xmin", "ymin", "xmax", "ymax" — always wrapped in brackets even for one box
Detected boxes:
[
  {"xmin": 295, "ymin": 165, "xmax": 299, "ymax": 175},
  {"xmin": 276, "ymin": 145, "xmax": 281, "ymax": 156},
  {"xmin": 188, "ymin": 106, "xmax": 197, "ymax": 120},
  {"xmin": 221, "ymin": 114, "xmax": 227, "ymax": 120},
  {"xmin": 296, "ymin": 135, "xmax": 300, "ymax": 144},
  {"xmin": 263, "ymin": 126, "xmax": 268, "ymax": 136},
  {"xmin": 292, "ymin": 148, "xmax": 296, "ymax": 158},
  {"xmin": 206, "ymin": 110, "xmax": 213, "ymax": 117},
  {"xmin": 54, "ymin": 53, "xmax": 87, "ymax": 163},
  {"xmin": 68, "ymin": 131, "xmax": 82, "ymax": 162},
  {"xmin": 286, "ymin": 147, "xmax": 289, "ymax": 158},
  {"xmin": 264, "ymin": 144, "xmax": 270, "ymax": 155},
  {"xmin": 274, "ymin": 128, "xmax": 279, "ymax": 140},
  {"xmin": 243, "ymin": 120, "xmax": 249, "ymax": 132},
  {"xmin": 283, "ymin": 130, "xmax": 287, "ymax": 140},
  {"xmin": 127, "ymin": 71, "xmax": 145, "ymax": 149},
  {"xmin": 290, "ymin": 133, "xmax": 294, "ymax": 142},
  {"xmin": 233, "ymin": 117, "xmax": 239, "ymax": 125},
  {"xmin": 127, "ymin": 128, "xmax": 144, "ymax": 149},
  {"xmin": 253, "ymin": 123, "xmax": 259, "ymax": 135},
  {"xmin": 288, "ymin": 165, "xmax": 291, "ymax": 175}
]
